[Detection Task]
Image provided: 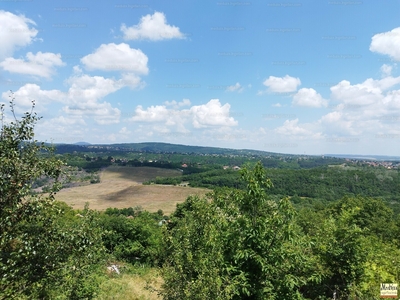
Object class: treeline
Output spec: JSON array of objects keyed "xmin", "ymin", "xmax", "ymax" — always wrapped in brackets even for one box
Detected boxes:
[
  {"xmin": 55, "ymin": 145, "xmax": 349, "ymax": 174},
  {"xmin": 162, "ymin": 163, "xmax": 400, "ymax": 299},
  {"xmin": 147, "ymin": 166, "xmax": 400, "ymax": 208}
]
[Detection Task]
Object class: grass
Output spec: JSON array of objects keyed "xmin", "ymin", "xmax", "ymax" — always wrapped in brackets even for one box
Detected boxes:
[
  {"xmin": 96, "ymin": 267, "xmax": 163, "ymax": 300},
  {"xmin": 55, "ymin": 166, "xmax": 210, "ymax": 214}
]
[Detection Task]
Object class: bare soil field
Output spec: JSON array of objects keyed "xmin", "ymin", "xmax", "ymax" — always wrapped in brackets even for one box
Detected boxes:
[{"xmin": 56, "ymin": 166, "xmax": 210, "ymax": 214}]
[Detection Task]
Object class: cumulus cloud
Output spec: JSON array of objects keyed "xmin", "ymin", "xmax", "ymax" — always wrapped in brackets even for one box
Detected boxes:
[
  {"xmin": 0, "ymin": 52, "xmax": 65, "ymax": 78},
  {"xmin": 190, "ymin": 99, "xmax": 238, "ymax": 128},
  {"xmin": 2, "ymin": 71, "xmax": 142, "ymax": 124},
  {"xmin": 292, "ymin": 88, "xmax": 328, "ymax": 108},
  {"xmin": 2, "ymin": 83, "xmax": 65, "ymax": 111},
  {"xmin": 263, "ymin": 75, "xmax": 301, "ymax": 93},
  {"xmin": 35, "ymin": 116, "xmax": 87, "ymax": 143},
  {"xmin": 370, "ymin": 27, "xmax": 400, "ymax": 61},
  {"xmin": 275, "ymin": 118, "xmax": 320, "ymax": 138},
  {"xmin": 0, "ymin": 11, "xmax": 38, "ymax": 60},
  {"xmin": 330, "ymin": 80, "xmax": 383, "ymax": 107},
  {"xmin": 66, "ymin": 74, "xmax": 125, "ymax": 101},
  {"xmin": 129, "ymin": 99, "xmax": 238, "ymax": 132},
  {"xmin": 121, "ymin": 12, "xmax": 185, "ymax": 41},
  {"xmin": 81, "ymin": 43, "xmax": 148, "ymax": 74},
  {"xmin": 315, "ymin": 75, "xmax": 400, "ymax": 137},
  {"xmin": 226, "ymin": 82, "xmax": 243, "ymax": 92},
  {"xmin": 130, "ymin": 105, "xmax": 175, "ymax": 123}
]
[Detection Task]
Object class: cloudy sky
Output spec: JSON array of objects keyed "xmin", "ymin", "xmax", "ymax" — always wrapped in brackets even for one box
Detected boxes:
[{"xmin": 1, "ymin": 1, "xmax": 400, "ymax": 155}]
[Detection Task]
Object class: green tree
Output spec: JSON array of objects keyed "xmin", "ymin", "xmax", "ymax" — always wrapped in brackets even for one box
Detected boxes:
[
  {"xmin": 0, "ymin": 96, "xmax": 105, "ymax": 299},
  {"xmin": 162, "ymin": 162, "xmax": 320, "ymax": 299}
]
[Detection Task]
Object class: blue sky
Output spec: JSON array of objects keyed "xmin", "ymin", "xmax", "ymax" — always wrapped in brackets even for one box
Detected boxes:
[{"xmin": 1, "ymin": 0, "xmax": 400, "ymax": 155}]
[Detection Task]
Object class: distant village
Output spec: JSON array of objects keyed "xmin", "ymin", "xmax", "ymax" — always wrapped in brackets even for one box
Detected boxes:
[{"xmin": 344, "ymin": 158, "xmax": 400, "ymax": 169}]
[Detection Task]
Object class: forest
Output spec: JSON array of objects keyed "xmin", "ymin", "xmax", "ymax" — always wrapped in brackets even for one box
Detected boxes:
[{"xmin": 2, "ymin": 101, "xmax": 400, "ymax": 299}]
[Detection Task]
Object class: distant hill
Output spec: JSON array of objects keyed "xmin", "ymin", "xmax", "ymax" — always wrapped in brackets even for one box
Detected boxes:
[
  {"xmin": 54, "ymin": 142, "xmax": 302, "ymax": 157},
  {"xmin": 52, "ymin": 142, "xmax": 396, "ymax": 162}
]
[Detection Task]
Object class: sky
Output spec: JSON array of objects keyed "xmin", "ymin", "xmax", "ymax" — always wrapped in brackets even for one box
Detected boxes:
[{"xmin": 1, "ymin": 0, "xmax": 400, "ymax": 155}]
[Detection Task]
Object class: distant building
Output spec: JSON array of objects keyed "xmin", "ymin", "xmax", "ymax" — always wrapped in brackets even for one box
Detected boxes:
[{"xmin": 181, "ymin": 164, "xmax": 188, "ymax": 168}]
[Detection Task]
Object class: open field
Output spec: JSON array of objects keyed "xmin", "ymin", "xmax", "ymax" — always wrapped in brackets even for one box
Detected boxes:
[
  {"xmin": 96, "ymin": 268, "xmax": 162, "ymax": 300},
  {"xmin": 56, "ymin": 166, "xmax": 210, "ymax": 214}
]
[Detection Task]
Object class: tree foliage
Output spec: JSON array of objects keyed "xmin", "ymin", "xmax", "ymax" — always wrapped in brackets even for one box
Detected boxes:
[
  {"xmin": 162, "ymin": 162, "xmax": 321, "ymax": 299},
  {"xmin": 0, "ymin": 96, "xmax": 105, "ymax": 299}
]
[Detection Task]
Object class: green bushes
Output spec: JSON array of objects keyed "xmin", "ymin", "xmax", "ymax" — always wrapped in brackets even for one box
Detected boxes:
[
  {"xmin": 0, "ymin": 98, "xmax": 106, "ymax": 299},
  {"xmin": 99, "ymin": 210, "xmax": 165, "ymax": 267}
]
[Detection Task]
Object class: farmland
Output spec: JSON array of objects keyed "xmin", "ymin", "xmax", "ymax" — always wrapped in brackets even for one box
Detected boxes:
[{"xmin": 55, "ymin": 166, "xmax": 210, "ymax": 214}]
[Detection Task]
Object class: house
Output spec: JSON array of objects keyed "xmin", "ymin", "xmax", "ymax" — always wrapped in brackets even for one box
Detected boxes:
[{"xmin": 181, "ymin": 163, "xmax": 188, "ymax": 168}]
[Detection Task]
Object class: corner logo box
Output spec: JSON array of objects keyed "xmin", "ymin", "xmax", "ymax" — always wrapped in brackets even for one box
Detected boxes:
[{"xmin": 381, "ymin": 283, "xmax": 398, "ymax": 298}]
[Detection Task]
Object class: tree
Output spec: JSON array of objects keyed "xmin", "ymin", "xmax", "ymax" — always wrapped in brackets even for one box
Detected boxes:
[
  {"xmin": 162, "ymin": 162, "xmax": 320, "ymax": 299},
  {"xmin": 0, "ymin": 95, "xmax": 105, "ymax": 299}
]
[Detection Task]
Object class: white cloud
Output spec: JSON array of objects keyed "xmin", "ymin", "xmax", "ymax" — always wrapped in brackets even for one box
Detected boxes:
[
  {"xmin": 370, "ymin": 27, "xmax": 400, "ymax": 61},
  {"xmin": 292, "ymin": 88, "xmax": 328, "ymax": 108},
  {"xmin": 121, "ymin": 12, "xmax": 185, "ymax": 41},
  {"xmin": 66, "ymin": 74, "xmax": 123, "ymax": 101},
  {"xmin": 36, "ymin": 116, "xmax": 87, "ymax": 143},
  {"xmin": 129, "ymin": 99, "xmax": 238, "ymax": 131},
  {"xmin": 0, "ymin": 52, "xmax": 65, "ymax": 78},
  {"xmin": 274, "ymin": 118, "xmax": 322, "ymax": 139},
  {"xmin": 130, "ymin": 105, "xmax": 175, "ymax": 123},
  {"xmin": 263, "ymin": 75, "xmax": 301, "ymax": 93},
  {"xmin": 0, "ymin": 11, "xmax": 38, "ymax": 60},
  {"xmin": 3, "ymin": 71, "xmax": 141, "ymax": 124},
  {"xmin": 330, "ymin": 80, "xmax": 383, "ymax": 107},
  {"xmin": 226, "ymin": 82, "xmax": 243, "ymax": 92},
  {"xmin": 2, "ymin": 83, "xmax": 65, "ymax": 111},
  {"xmin": 63, "ymin": 73, "xmax": 135, "ymax": 124},
  {"xmin": 272, "ymin": 103, "xmax": 282, "ymax": 107},
  {"xmin": 81, "ymin": 43, "xmax": 148, "ymax": 74},
  {"xmin": 318, "ymin": 111, "xmax": 359, "ymax": 136},
  {"xmin": 315, "ymin": 73, "xmax": 400, "ymax": 138},
  {"xmin": 120, "ymin": 73, "xmax": 146, "ymax": 89},
  {"xmin": 190, "ymin": 99, "xmax": 238, "ymax": 128}
]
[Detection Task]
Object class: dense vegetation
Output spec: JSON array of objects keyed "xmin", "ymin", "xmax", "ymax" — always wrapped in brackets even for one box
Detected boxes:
[
  {"xmin": 0, "ymin": 100, "xmax": 106, "ymax": 299},
  {"xmin": 3, "ymin": 99, "xmax": 400, "ymax": 299},
  {"xmin": 162, "ymin": 164, "xmax": 400, "ymax": 299}
]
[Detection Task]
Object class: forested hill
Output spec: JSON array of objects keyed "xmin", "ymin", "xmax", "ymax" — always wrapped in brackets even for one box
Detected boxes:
[
  {"xmin": 53, "ymin": 142, "xmax": 283, "ymax": 155},
  {"xmin": 53, "ymin": 141, "xmax": 320, "ymax": 157}
]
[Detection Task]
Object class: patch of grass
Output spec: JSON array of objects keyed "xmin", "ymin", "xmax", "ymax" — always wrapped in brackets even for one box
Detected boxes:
[{"xmin": 96, "ymin": 267, "xmax": 163, "ymax": 300}]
